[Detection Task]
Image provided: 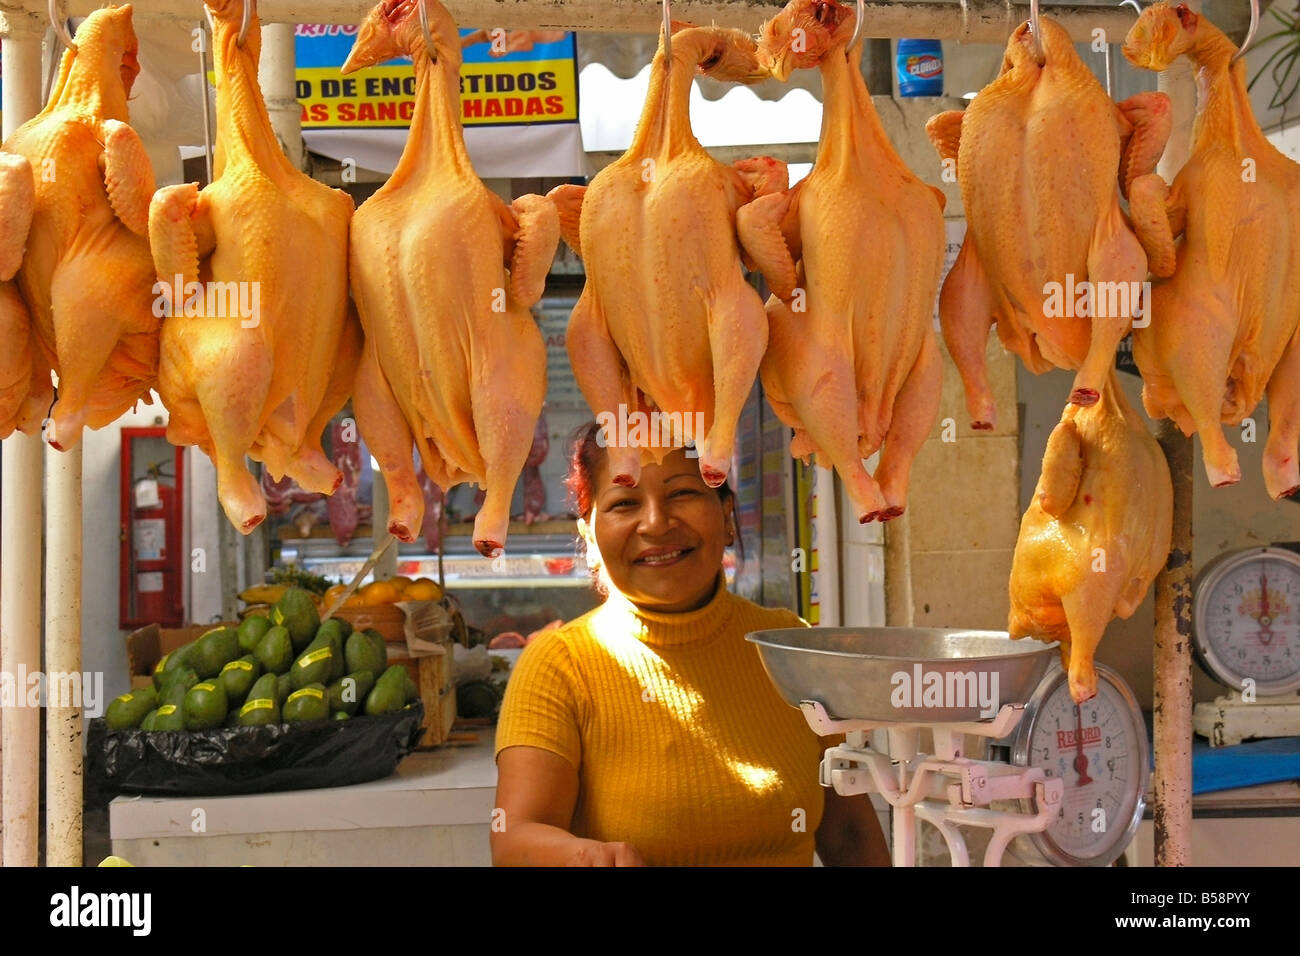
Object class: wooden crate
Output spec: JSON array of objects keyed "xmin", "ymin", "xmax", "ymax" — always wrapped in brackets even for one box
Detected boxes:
[
  {"xmin": 333, "ymin": 604, "xmax": 405, "ymax": 641},
  {"xmin": 416, "ymin": 648, "xmax": 457, "ymax": 749}
]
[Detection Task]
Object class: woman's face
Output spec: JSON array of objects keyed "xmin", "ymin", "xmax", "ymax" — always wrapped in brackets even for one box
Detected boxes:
[{"xmin": 587, "ymin": 449, "xmax": 733, "ymax": 613}]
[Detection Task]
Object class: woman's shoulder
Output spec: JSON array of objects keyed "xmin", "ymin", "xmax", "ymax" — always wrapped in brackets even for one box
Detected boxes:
[{"xmin": 511, "ymin": 607, "xmax": 603, "ymax": 667}]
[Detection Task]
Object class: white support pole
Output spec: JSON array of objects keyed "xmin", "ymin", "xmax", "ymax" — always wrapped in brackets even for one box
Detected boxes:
[
  {"xmin": 258, "ymin": 21, "xmax": 305, "ymax": 170},
  {"xmin": 1, "ymin": 17, "xmax": 48, "ymax": 870},
  {"xmin": 44, "ymin": 443, "xmax": 82, "ymax": 867},
  {"xmin": 813, "ymin": 467, "xmax": 841, "ymax": 627}
]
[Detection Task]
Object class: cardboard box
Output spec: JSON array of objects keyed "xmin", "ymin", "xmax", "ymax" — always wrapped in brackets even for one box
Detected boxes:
[{"xmin": 125, "ymin": 623, "xmax": 236, "ymax": 689}]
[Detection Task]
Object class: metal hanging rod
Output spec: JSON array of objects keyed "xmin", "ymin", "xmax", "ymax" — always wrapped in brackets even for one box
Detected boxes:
[{"xmin": 1, "ymin": 0, "xmax": 1145, "ymax": 44}]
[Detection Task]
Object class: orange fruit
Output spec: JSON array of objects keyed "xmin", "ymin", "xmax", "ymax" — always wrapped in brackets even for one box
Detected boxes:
[
  {"xmin": 405, "ymin": 579, "xmax": 443, "ymax": 602},
  {"xmin": 358, "ymin": 580, "xmax": 403, "ymax": 605},
  {"xmin": 322, "ymin": 583, "xmax": 349, "ymax": 609}
]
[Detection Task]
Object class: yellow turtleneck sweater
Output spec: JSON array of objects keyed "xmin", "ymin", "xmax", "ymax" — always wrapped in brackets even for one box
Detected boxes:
[{"xmin": 495, "ymin": 574, "xmax": 827, "ymax": 866}]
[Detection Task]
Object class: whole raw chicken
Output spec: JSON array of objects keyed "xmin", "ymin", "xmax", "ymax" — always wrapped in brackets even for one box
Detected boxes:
[
  {"xmin": 741, "ymin": 0, "xmax": 944, "ymax": 522},
  {"xmin": 0, "ymin": 4, "xmax": 157, "ymax": 447},
  {"xmin": 0, "ymin": 156, "xmax": 49, "ymax": 438},
  {"xmin": 344, "ymin": 0, "xmax": 559, "ymax": 557},
  {"xmin": 1123, "ymin": 3, "xmax": 1300, "ymax": 496},
  {"xmin": 548, "ymin": 24, "xmax": 785, "ymax": 489},
  {"xmin": 150, "ymin": 0, "xmax": 358, "ymax": 533},
  {"xmin": 1009, "ymin": 372, "xmax": 1173, "ymax": 702},
  {"xmin": 927, "ymin": 16, "xmax": 1170, "ymax": 429}
]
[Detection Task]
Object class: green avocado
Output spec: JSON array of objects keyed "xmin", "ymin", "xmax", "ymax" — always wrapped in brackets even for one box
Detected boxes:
[
  {"xmin": 364, "ymin": 665, "xmax": 410, "ymax": 716},
  {"xmin": 290, "ymin": 633, "xmax": 335, "ymax": 690},
  {"xmin": 254, "ymin": 625, "xmax": 294, "ymax": 675},
  {"xmin": 271, "ymin": 588, "xmax": 320, "ymax": 652},
  {"xmin": 157, "ymin": 664, "xmax": 198, "ymax": 699},
  {"xmin": 345, "ymin": 631, "xmax": 386, "ymax": 677},
  {"xmin": 275, "ymin": 672, "xmax": 293, "ymax": 705},
  {"xmin": 327, "ymin": 670, "xmax": 375, "ymax": 716},
  {"xmin": 219, "ymin": 655, "xmax": 262, "ymax": 704},
  {"xmin": 237, "ymin": 615, "xmax": 273, "ymax": 654},
  {"xmin": 183, "ymin": 680, "xmax": 228, "ymax": 730},
  {"xmin": 153, "ymin": 641, "xmax": 195, "ymax": 690},
  {"xmin": 283, "ymin": 683, "xmax": 330, "ymax": 724},
  {"xmin": 190, "ymin": 627, "xmax": 241, "ymax": 679},
  {"xmin": 138, "ymin": 709, "xmax": 159, "ymax": 731},
  {"xmin": 361, "ymin": 628, "xmax": 388, "ymax": 668},
  {"xmin": 316, "ymin": 619, "xmax": 348, "ymax": 682},
  {"xmin": 237, "ymin": 673, "xmax": 281, "ymax": 726},
  {"xmin": 153, "ymin": 680, "xmax": 190, "ymax": 731},
  {"xmin": 106, "ymin": 687, "xmax": 158, "ymax": 730},
  {"xmin": 332, "ymin": 711, "xmax": 351, "ymax": 721}
]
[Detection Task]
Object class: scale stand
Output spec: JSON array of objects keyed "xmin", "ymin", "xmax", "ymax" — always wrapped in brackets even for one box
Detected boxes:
[
  {"xmin": 800, "ymin": 700, "xmax": 1064, "ymax": 867},
  {"xmin": 1192, "ymin": 691, "xmax": 1300, "ymax": 747}
]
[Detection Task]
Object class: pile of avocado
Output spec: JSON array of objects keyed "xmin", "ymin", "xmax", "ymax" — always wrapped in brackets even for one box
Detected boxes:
[{"xmin": 106, "ymin": 588, "xmax": 420, "ymax": 732}]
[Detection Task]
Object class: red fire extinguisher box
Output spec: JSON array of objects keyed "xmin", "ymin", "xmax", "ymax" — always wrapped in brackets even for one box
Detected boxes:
[{"xmin": 119, "ymin": 428, "xmax": 187, "ymax": 630}]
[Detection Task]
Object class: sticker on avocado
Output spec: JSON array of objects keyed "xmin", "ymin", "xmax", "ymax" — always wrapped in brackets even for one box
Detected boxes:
[
  {"xmin": 239, "ymin": 698, "xmax": 274, "ymax": 716},
  {"xmin": 287, "ymin": 687, "xmax": 325, "ymax": 703},
  {"xmin": 298, "ymin": 647, "xmax": 332, "ymax": 667}
]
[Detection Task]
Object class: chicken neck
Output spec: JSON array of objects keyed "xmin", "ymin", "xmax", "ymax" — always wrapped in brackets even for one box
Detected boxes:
[
  {"xmin": 627, "ymin": 30, "xmax": 723, "ymax": 159},
  {"xmin": 813, "ymin": 44, "xmax": 900, "ymax": 175},
  {"xmin": 43, "ymin": 30, "xmax": 131, "ymax": 123},
  {"xmin": 1187, "ymin": 22, "xmax": 1267, "ymax": 157},
  {"xmin": 210, "ymin": 12, "xmax": 297, "ymax": 184},
  {"xmin": 387, "ymin": 49, "xmax": 475, "ymax": 187}
]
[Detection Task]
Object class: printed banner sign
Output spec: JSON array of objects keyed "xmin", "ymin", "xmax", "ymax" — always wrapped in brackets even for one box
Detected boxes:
[{"xmin": 293, "ymin": 24, "xmax": 578, "ymax": 129}]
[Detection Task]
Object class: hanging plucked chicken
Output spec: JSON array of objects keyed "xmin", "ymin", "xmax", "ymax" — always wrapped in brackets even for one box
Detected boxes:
[
  {"xmin": 548, "ymin": 23, "xmax": 786, "ymax": 489},
  {"xmin": 0, "ymin": 4, "xmax": 158, "ymax": 446},
  {"xmin": 742, "ymin": 0, "xmax": 945, "ymax": 523},
  {"xmin": 1009, "ymin": 371, "xmax": 1173, "ymax": 703},
  {"xmin": 1123, "ymin": 2, "xmax": 1300, "ymax": 497},
  {"xmin": 344, "ymin": 0, "xmax": 559, "ymax": 557},
  {"xmin": 927, "ymin": 15, "xmax": 1170, "ymax": 428},
  {"xmin": 149, "ymin": 0, "xmax": 359, "ymax": 533}
]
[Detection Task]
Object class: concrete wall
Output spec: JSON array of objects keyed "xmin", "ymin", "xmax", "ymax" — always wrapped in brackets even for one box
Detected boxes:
[{"xmin": 80, "ymin": 405, "xmax": 223, "ymax": 704}]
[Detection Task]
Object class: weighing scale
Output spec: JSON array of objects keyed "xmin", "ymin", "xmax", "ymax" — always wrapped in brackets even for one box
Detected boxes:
[
  {"xmin": 747, "ymin": 628, "xmax": 1150, "ymax": 867},
  {"xmin": 1191, "ymin": 546, "xmax": 1300, "ymax": 746}
]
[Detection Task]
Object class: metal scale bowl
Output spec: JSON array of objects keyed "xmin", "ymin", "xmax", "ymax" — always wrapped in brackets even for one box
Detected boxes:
[{"xmin": 747, "ymin": 627, "xmax": 1148, "ymax": 867}]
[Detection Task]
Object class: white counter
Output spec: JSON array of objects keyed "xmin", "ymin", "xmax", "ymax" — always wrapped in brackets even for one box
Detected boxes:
[{"xmin": 109, "ymin": 734, "xmax": 499, "ymax": 866}]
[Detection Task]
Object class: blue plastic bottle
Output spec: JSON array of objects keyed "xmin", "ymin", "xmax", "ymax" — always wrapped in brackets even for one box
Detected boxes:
[{"xmin": 897, "ymin": 39, "xmax": 943, "ymax": 96}]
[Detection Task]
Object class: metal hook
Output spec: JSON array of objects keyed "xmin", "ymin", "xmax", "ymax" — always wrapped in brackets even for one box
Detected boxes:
[
  {"xmin": 1230, "ymin": 0, "xmax": 1260, "ymax": 64},
  {"xmin": 48, "ymin": 0, "xmax": 76, "ymax": 51},
  {"xmin": 662, "ymin": 0, "xmax": 672, "ymax": 63},
  {"xmin": 418, "ymin": 0, "xmax": 439, "ymax": 63},
  {"xmin": 847, "ymin": 0, "xmax": 865, "ymax": 53},
  {"xmin": 237, "ymin": 0, "xmax": 251, "ymax": 48},
  {"xmin": 1104, "ymin": 0, "xmax": 1142, "ymax": 98},
  {"xmin": 1029, "ymin": 0, "xmax": 1045, "ymax": 64}
]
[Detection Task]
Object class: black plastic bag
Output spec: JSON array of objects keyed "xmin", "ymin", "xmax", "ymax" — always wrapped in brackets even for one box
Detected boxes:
[{"xmin": 85, "ymin": 703, "xmax": 424, "ymax": 807}]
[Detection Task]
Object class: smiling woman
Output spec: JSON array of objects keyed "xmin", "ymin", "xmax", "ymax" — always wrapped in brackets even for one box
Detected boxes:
[{"xmin": 490, "ymin": 422, "xmax": 890, "ymax": 867}]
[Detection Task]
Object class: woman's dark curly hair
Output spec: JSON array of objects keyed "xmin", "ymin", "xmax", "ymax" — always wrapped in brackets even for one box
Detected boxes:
[{"xmin": 564, "ymin": 421, "xmax": 744, "ymax": 559}]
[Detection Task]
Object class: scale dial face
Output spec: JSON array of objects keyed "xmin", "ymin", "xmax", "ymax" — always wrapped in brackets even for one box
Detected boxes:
[
  {"xmin": 1193, "ymin": 547, "xmax": 1300, "ymax": 696},
  {"xmin": 1013, "ymin": 664, "xmax": 1148, "ymax": 867}
]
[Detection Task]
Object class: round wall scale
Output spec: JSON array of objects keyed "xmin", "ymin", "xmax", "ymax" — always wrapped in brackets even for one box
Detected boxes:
[
  {"xmin": 1191, "ymin": 546, "xmax": 1300, "ymax": 745},
  {"xmin": 1009, "ymin": 662, "xmax": 1149, "ymax": 867}
]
